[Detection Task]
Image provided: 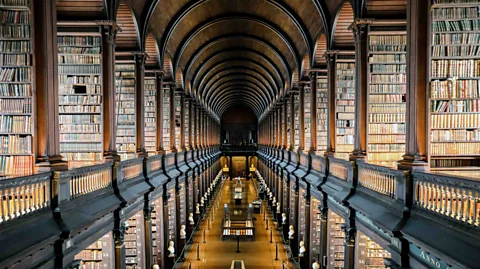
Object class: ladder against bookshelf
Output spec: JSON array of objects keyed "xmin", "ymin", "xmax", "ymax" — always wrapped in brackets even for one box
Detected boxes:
[
  {"xmin": 58, "ymin": 30, "xmax": 103, "ymax": 165},
  {"xmin": 430, "ymin": 0, "xmax": 480, "ymax": 171},
  {"xmin": 0, "ymin": 0, "xmax": 34, "ymax": 176},
  {"xmin": 335, "ymin": 61, "xmax": 356, "ymax": 160},
  {"xmin": 74, "ymin": 232, "xmax": 114, "ymax": 269},
  {"xmin": 144, "ymin": 74, "xmax": 156, "ymax": 155},
  {"xmin": 355, "ymin": 231, "xmax": 391, "ymax": 269},
  {"xmin": 115, "ymin": 59, "xmax": 136, "ymax": 160},
  {"xmin": 316, "ymin": 74, "xmax": 328, "ymax": 153},
  {"xmin": 367, "ymin": 28, "xmax": 407, "ymax": 168},
  {"xmin": 304, "ymin": 85, "xmax": 312, "ymax": 150},
  {"xmin": 162, "ymin": 83, "xmax": 171, "ymax": 151},
  {"xmin": 327, "ymin": 210, "xmax": 345, "ymax": 269}
]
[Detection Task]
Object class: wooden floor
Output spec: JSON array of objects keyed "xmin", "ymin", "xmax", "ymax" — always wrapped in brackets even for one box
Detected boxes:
[{"xmin": 178, "ymin": 178, "xmax": 299, "ymax": 269}]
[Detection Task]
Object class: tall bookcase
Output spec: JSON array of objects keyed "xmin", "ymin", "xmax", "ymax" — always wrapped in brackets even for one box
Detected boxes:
[
  {"xmin": 174, "ymin": 91, "xmax": 181, "ymax": 150},
  {"xmin": 327, "ymin": 210, "xmax": 345, "ymax": 269},
  {"xmin": 316, "ymin": 73, "xmax": 328, "ymax": 153},
  {"xmin": 294, "ymin": 92, "xmax": 300, "ymax": 149},
  {"xmin": 335, "ymin": 59, "xmax": 356, "ymax": 160},
  {"xmin": 0, "ymin": 1, "xmax": 34, "ymax": 176},
  {"xmin": 355, "ymin": 231, "xmax": 391, "ymax": 269},
  {"xmin": 304, "ymin": 84, "xmax": 312, "ymax": 150},
  {"xmin": 74, "ymin": 232, "xmax": 114, "ymax": 269},
  {"xmin": 144, "ymin": 73, "xmax": 156, "ymax": 155},
  {"xmin": 184, "ymin": 98, "xmax": 190, "ymax": 150},
  {"xmin": 115, "ymin": 57, "xmax": 136, "ymax": 160},
  {"xmin": 430, "ymin": 0, "xmax": 480, "ymax": 172},
  {"xmin": 310, "ymin": 198, "xmax": 322, "ymax": 264},
  {"xmin": 152, "ymin": 197, "xmax": 162, "ymax": 266},
  {"xmin": 167, "ymin": 186, "xmax": 176, "ymax": 248},
  {"xmin": 367, "ymin": 24, "xmax": 407, "ymax": 167},
  {"xmin": 58, "ymin": 27, "xmax": 103, "ymax": 165},
  {"xmin": 125, "ymin": 211, "xmax": 145, "ymax": 269},
  {"xmin": 298, "ymin": 187, "xmax": 307, "ymax": 243},
  {"xmin": 286, "ymin": 98, "xmax": 291, "ymax": 149},
  {"xmin": 162, "ymin": 83, "xmax": 170, "ymax": 151}
]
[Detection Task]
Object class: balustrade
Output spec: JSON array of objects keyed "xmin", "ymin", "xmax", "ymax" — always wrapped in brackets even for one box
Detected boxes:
[
  {"xmin": 0, "ymin": 173, "xmax": 51, "ymax": 224},
  {"xmin": 414, "ymin": 172, "xmax": 480, "ymax": 227},
  {"xmin": 357, "ymin": 162, "xmax": 407, "ymax": 200}
]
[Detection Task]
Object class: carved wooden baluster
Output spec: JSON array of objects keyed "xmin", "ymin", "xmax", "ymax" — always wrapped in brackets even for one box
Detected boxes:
[
  {"xmin": 20, "ymin": 185, "xmax": 25, "ymax": 216},
  {"xmin": 80, "ymin": 174, "xmax": 86, "ymax": 196},
  {"xmin": 434, "ymin": 184, "xmax": 440, "ymax": 213},
  {"xmin": 457, "ymin": 188, "xmax": 463, "ymax": 221},
  {"xmin": 39, "ymin": 182, "xmax": 45, "ymax": 209},
  {"xmin": 474, "ymin": 192, "xmax": 480, "ymax": 227},
  {"xmin": 7, "ymin": 188, "xmax": 14, "ymax": 219},
  {"xmin": 14, "ymin": 186, "xmax": 20, "ymax": 217},
  {"xmin": 451, "ymin": 187, "xmax": 458, "ymax": 219},
  {"xmin": 0, "ymin": 189, "xmax": 4, "ymax": 223},
  {"xmin": 86, "ymin": 173, "xmax": 91, "ymax": 193},
  {"xmin": 467, "ymin": 190, "xmax": 473, "ymax": 225},
  {"xmin": 70, "ymin": 176, "xmax": 75, "ymax": 197},
  {"xmin": 44, "ymin": 181, "xmax": 50, "ymax": 207},
  {"xmin": 4, "ymin": 188, "xmax": 10, "ymax": 221},
  {"xmin": 25, "ymin": 184, "xmax": 31, "ymax": 214},
  {"xmin": 426, "ymin": 183, "xmax": 433, "ymax": 210},
  {"xmin": 447, "ymin": 186, "xmax": 453, "ymax": 217},
  {"xmin": 461, "ymin": 189, "xmax": 468, "ymax": 223},
  {"xmin": 415, "ymin": 181, "xmax": 421, "ymax": 206}
]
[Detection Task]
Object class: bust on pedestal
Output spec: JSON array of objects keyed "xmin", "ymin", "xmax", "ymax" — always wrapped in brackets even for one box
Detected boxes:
[
  {"xmin": 312, "ymin": 261, "xmax": 320, "ymax": 269},
  {"xmin": 189, "ymin": 213, "xmax": 195, "ymax": 225},
  {"xmin": 168, "ymin": 240, "xmax": 175, "ymax": 257},
  {"xmin": 180, "ymin": 225, "xmax": 186, "ymax": 239}
]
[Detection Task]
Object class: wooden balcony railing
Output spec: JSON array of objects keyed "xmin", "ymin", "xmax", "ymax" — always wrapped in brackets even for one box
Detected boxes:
[
  {"xmin": 0, "ymin": 173, "xmax": 51, "ymax": 224},
  {"xmin": 328, "ymin": 157, "xmax": 353, "ymax": 182},
  {"xmin": 117, "ymin": 158, "xmax": 144, "ymax": 183},
  {"xmin": 413, "ymin": 172, "xmax": 480, "ymax": 227},
  {"xmin": 358, "ymin": 162, "xmax": 407, "ymax": 200},
  {"xmin": 55, "ymin": 163, "xmax": 113, "ymax": 202}
]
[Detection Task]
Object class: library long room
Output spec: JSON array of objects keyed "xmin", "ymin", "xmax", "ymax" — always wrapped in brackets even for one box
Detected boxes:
[{"xmin": 0, "ymin": 0, "xmax": 480, "ymax": 269}]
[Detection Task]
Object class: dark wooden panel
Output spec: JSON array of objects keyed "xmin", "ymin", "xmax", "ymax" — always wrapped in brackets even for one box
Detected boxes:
[
  {"xmin": 333, "ymin": 2, "xmax": 354, "ymax": 48},
  {"xmin": 57, "ymin": 0, "xmax": 105, "ymax": 20},
  {"xmin": 314, "ymin": 34, "xmax": 327, "ymax": 65},
  {"xmin": 145, "ymin": 34, "xmax": 159, "ymax": 68},
  {"xmin": 116, "ymin": 3, "xmax": 139, "ymax": 50},
  {"xmin": 163, "ymin": 54, "xmax": 173, "ymax": 79}
]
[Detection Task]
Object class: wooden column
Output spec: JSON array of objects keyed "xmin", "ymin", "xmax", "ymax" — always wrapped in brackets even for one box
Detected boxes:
[
  {"xmin": 399, "ymin": 0, "xmax": 429, "ymax": 171},
  {"xmin": 324, "ymin": 51, "xmax": 338, "ymax": 156},
  {"xmin": 289, "ymin": 93, "xmax": 295, "ymax": 150},
  {"xmin": 283, "ymin": 98, "xmax": 288, "ymax": 149},
  {"xmin": 180, "ymin": 93, "xmax": 186, "ymax": 151},
  {"xmin": 169, "ymin": 84, "xmax": 176, "ymax": 152},
  {"xmin": 34, "ymin": 0, "xmax": 68, "ymax": 170},
  {"xmin": 156, "ymin": 72, "xmax": 165, "ymax": 153},
  {"xmin": 342, "ymin": 224, "xmax": 357, "ymax": 269},
  {"xmin": 299, "ymin": 84, "xmax": 305, "ymax": 151},
  {"xmin": 309, "ymin": 72, "xmax": 317, "ymax": 152},
  {"xmin": 144, "ymin": 207, "xmax": 153, "ymax": 269},
  {"xmin": 113, "ymin": 226, "xmax": 126, "ymax": 269},
  {"xmin": 134, "ymin": 52, "xmax": 146, "ymax": 157},
  {"xmin": 349, "ymin": 19, "xmax": 371, "ymax": 160}
]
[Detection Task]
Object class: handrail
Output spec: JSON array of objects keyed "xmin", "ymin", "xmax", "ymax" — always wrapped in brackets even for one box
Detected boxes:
[
  {"xmin": 357, "ymin": 162, "xmax": 407, "ymax": 201},
  {"xmin": 56, "ymin": 162, "xmax": 113, "ymax": 202},
  {"xmin": 413, "ymin": 172, "xmax": 480, "ymax": 227},
  {"xmin": 0, "ymin": 172, "xmax": 51, "ymax": 224}
]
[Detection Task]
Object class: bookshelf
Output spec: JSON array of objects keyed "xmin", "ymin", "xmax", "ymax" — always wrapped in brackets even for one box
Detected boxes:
[
  {"xmin": 0, "ymin": 1, "xmax": 34, "ymax": 176},
  {"xmin": 327, "ymin": 210, "xmax": 345, "ymax": 269},
  {"xmin": 304, "ymin": 85, "xmax": 312, "ymax": 150},
  {"xmin": 184, "ymin": 98, "xmax": 190, "ymax": 150},
  {"xmin": 335, "ymin": 61, "xmax": 356, "ymax": 160},
  {"xmin": 144, "ymin": 73, "xmax": 156, "ymax": 154},
  {"xmin": 179, "ymin": 182, "xmax": 186, "ymax": 230},
  {"xmin": 294, "ymin": 93, "xmax": 300, "ymax": 149},
  {"xmin": 289, "ymin": 183, "xmax": 296, "ymax": 225},
  {"xmin": 125, "ymin": 211, "xmax": 145, "ymax": 269},
  {"xmin": 430, "ymin": 0, "xmax": 480, "ymax": 170},
  {"xmin": 167, "ymin": 187, "xmax": 176, "ymax": 244},
  {"xmin": 174, "ymin": 91, "xmax": 181, "ymax": 150},
  {"xmin": 74, "ymin": 232, "xmax": 113, "ymax": 269},
  {"xmin": 162, "ymin": 83, "xmax": 170, "ymax": 151},
  {"xmin": 152, "ymin": 197, "xmax": 162, "ymax": 266},
  {"xmin": 310, "ymin": 198, "xmax": 322, "ymax": 263},
  {"xmin": 58, "ymin": 31, "xmax": 103, "ymax": 165},
  {"xmin": 282, "ymin": 174, "xmax": 288, "ymax": 214},
  {"xmin": 115, "ymin": 60, "xmax": 136, "ymax": 160},
  {"xmin": 316, "ymin": 74, "xmax": 328, "ymax": 153},
  {"xmin": 367, "ymin": 29, "xmax": 407, "ymax": 167},
  {"xmin": 355, "ymin": 231, "xmax": 391, "ymax": 269},
  {"xmin": 286, "ymin": 99, "xmax": 291, "ymax": 149},
  {"xmin": 298, "ymin": 187, "xmax": 307, "ymax": 244}
]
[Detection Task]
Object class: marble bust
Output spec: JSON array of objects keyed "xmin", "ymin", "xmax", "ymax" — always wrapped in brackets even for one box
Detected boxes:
[
  {"xmin": 312, "ymin": 261, "xmax": 320, "ymax": 269},
  {"xmin": 288, "ymin": 225, "xmax": 295, "ymax": 239},
  {"xmin": 282, "ymin": 213, "xmax": 287, "ymax": 224},
  {"xmin": 153, "ymin": 265, "xmax": 160, "ymax": 269},
  {"xmin": 299, "ymin": 240, "xmax": 306, "ymax": 257},
  {"xmin": 168, "ymin": 241, "xmax": 175, "ymax": 257},
  {"xmin": 196, "ymin": 203, "xmax": 200, "ymax": 214},
  {"xmin": 180, "ymin": 225, "xmax": 186, "ymax": 239},
  {"xmin": 189, "ymin": 213, "xmax": 195, "ymax": 225},
  {"xmin": 277, "ymin": 202, "xmax": 281, "ymax": 213}
]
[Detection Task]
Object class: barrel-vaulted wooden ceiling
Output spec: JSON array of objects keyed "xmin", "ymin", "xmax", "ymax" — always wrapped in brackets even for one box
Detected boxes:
[{"xmin": 56, "ymin": 0, "xmax": 407, "ymax": 121}]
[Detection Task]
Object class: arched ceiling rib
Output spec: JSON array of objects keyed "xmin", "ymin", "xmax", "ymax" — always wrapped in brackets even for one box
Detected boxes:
[{"xmin": 140, "ymin": 0, "xmax": 334, "ymax": 118}]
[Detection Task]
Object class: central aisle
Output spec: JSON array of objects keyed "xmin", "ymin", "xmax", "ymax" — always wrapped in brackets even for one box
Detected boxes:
[{"xmin": 179, "ymin": 178, "xmax": 298, "ymax": 269}]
